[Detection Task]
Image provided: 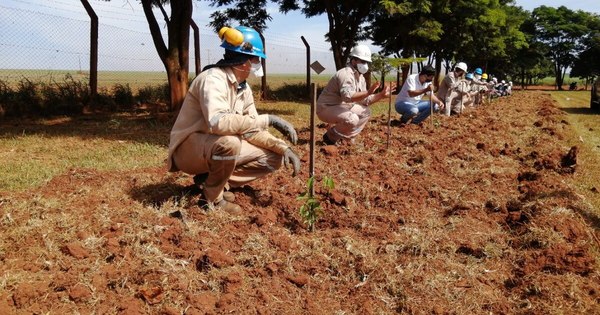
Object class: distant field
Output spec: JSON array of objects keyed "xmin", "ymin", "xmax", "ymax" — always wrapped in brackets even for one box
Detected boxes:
[
  {"xmin": 0, "ymin": 69, "xmax": 167, "ymax": 91},
  {"xmin": 0, "ymin": 69, "xmax": 337, "ymax": 92}
]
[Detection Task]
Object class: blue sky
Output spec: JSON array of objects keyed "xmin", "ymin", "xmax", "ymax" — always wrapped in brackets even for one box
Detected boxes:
[
  {"xmin": 0, "ymin": 0, "xmax": 599, "ymax": 74},
  {"xmin": 514, "ymin": 0, "xmax": 599, "ymax": 13}
]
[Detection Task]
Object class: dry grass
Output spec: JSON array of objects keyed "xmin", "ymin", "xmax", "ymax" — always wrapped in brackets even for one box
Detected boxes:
[
  {"xmin": 549, "ymin": 90, "xmax": 600, "ymax": 215},
  {"xmin": 0, "ymin": 91, "xmax": 599, "ymax": 313}
]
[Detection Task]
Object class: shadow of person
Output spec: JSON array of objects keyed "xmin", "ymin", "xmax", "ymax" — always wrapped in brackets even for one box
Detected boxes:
[{"xmin": 129, "ymin": 181, "xmax": 200, "ymax": 208}]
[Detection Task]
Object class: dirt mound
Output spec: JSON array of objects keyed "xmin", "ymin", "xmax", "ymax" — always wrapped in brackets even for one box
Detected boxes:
[{"xmin": 1, "ymin": 91, "xmax": 599, "ymax": 313}]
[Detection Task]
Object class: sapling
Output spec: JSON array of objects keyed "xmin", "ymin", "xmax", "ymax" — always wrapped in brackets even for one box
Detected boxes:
[{"xmin": 298, "ymin": 176, "xmax": 335, "ymax": 231}]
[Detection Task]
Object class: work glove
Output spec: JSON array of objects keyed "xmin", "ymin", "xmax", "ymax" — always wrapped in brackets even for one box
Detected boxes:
[
  {"xmin": 269, "ymin": 115, "xmax": 298, "ymax": 145},
  {"xmin": 283, "ymin": 148, "xmax": 300, "ymax": 177}
]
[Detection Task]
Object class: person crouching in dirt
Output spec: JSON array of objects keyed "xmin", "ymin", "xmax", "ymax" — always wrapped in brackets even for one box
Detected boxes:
[
  {"xmin": 394, "ymin": 65, "xmax": 444, "ymax": 124},
  {"xmin": 436, "ymin": 62, "xmax": 468, "ymax": 116},
  {"xmin": 317, "ymin": 44, "xmax": 394, "ymax": 145},
  {"xmin": 471, "ymin": 68, "xmax": 488, "ymax": 106},
  {"xmin": 166, "ymin": 26, "xmax": 300, "ymax": 214},
  {"xmin": 463, "ymin": 73, "xmax": 478, "ymax": 107}
]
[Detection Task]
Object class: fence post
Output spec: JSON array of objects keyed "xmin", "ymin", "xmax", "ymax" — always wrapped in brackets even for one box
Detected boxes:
[
  {"xmin": 259, "ymin": 33, "xmax": 267, "ymax": 100},
  {"xmin": 310, "ymin": 83, "xmax": 317, "ymax": 195},
  {"xmin": 301, "ymin": 36, "xmax": 310, "ymax": 97},
  {"xmin": 190, "ymin": 19, "xmax": 200, "ymax": 76},
  {"xmin": 80, "ymin": 0, "xmax": 98, "ymax": 98}
]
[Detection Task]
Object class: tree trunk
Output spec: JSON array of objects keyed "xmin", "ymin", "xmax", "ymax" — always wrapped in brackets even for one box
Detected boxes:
[
  {"xmin": 434, "ymin": 53, "xmax": 442, "ymax": 88},
  {"xmin": 554, "ymin": 62, "xmax": 563, "ymax": 90},
  {"xmin": 400, "ymin": 63, "xmax": 410, "ymax": 87},
  {"xmin": 141, "ymin": 0, "xmax": 192, "ymax": 112},
  {"xmin": 166, "ymin": 62, "xmax": 189, "ymax": 113}
]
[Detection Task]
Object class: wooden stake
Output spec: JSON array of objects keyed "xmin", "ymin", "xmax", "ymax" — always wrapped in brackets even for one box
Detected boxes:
[
  {"xmin": 309, "ymin": 83, "xmax": 316, "ymax": 195},
  {"xmin": 386, "ymin": 84, "xmax": 392, "ymax": 150},
  {"xmin": 429, "ymin": 86, "xmax": 434, "ymax": 128}
]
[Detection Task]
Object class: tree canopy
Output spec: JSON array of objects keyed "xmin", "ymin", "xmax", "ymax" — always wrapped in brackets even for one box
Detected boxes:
[
  {"xmin": 530, "ymin": 6, "xmax": 597, "ymax": 89},
  {"xmin": 105, "ymin": 0, "xmax": 600, "ymax": 111}
]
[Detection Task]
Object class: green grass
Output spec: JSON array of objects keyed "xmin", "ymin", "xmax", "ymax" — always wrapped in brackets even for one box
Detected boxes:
[
  {"xmin": 0, "ymin": 69, "xmax": 337, "ymax": 93},
  {"xmin": 0, "ymin": 69, "xmax": 168, "ymax": 92},
  {"xmin": 0, "ymin": 115, "xmax": 169, "ymax": 191},
  {"xmin": 548, "ymin": 90, "xmax": 600, "ymax": 212}
]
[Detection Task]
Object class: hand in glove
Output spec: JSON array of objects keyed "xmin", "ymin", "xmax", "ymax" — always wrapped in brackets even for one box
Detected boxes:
[
  {"xmin": 269, "ymin": 115, "xmax": 298, "ymax": 145},
  {"xmin": 283, "ymin": 148, "xmax": 300, "ymax": 177}
]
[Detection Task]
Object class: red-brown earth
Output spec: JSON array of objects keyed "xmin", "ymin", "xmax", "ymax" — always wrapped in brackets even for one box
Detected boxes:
[{"xmin": 0, "ymin": 91, "xmax": 599, "ymax": 314}]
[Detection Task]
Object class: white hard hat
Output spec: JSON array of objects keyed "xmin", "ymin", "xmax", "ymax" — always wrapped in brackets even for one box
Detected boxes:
[
  {"xmin": 350, "ymin": 44, "xmax": 372, "ymax": 62},
  {"xmin": 455, "ymin": 62, "xmax": 468, "ymax": 72},
  {"xmin": 501, "ymin": 80, "xmax": 506, "ymax": 84}
]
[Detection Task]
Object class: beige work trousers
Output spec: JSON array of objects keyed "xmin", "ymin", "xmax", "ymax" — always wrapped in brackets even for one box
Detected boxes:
[
  {"xmin": 172, "ymin": 133, "xmax": 282, "ymax": 202},
  {"xmin": 317, "ymin": 103, "xmax": 371, "ymax": 142},
  {"xmin": 444, "ymin": 91, "xmax": 465, "ymax": 116}
]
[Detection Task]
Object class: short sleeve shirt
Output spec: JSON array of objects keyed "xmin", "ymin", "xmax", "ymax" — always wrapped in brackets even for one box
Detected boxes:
[{"xmin": 395, "ymin": 73, "xmax": 431, "ymax": 103}]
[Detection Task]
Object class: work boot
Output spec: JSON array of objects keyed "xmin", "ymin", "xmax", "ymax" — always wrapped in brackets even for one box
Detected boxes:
[
  {"xmin": 322, "ymin": 133, "xmax": 336, "ymax": 145},
  {"xmin": 198, "ymin": 198, "xmax": 241, "ymax": 215},
  {"xmin": 215, "ymin": 199, "xmax": 241, "ymax": 214},
  {"xmin": 193, "ymin": 173, "xmax": 209, "ymax": 186},
  {"xmin": 223, "ymin": 191, "xmax": 235, "ymax": 202}
]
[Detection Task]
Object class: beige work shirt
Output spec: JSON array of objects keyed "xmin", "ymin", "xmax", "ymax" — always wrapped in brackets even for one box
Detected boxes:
[
  {"xmin": 167, "ymin": 67, "xmax": 287, "ymax": 171},
  {"xmin": 436, "ymin": 71, "xmax": 461, "ymax": 105},
  {"xmin": 317, "ymin": 65, "xmax": 373, "ymax": 108}
]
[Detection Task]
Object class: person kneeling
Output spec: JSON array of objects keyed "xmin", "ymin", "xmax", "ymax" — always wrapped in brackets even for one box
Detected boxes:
[
  {"xmin": 167, "ymin": 26, "xmax": 300, "ymax": 214},
  {"xmin": 394, "ymin": 65, "xmax": 443, "ymax": 124}
]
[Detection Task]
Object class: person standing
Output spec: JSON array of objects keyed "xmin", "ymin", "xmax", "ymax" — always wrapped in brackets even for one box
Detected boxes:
[
  {"xmin": 167, "ymin": 26, "xmax": 300, "ymax": 214},
  {"xmin": 394, "ymin": 65, "xmax": 443, "ymax": 124},
  {"xmin": 317, "ymin": 44, "xmax": 394, "ymax": 145}
]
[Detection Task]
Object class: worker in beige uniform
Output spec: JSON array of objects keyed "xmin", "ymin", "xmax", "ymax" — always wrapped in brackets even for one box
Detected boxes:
[
  {"xmin": 317, "ymin": 45, "xmax": 394, "ymax": 145},
  {"xmin": 167, "ymin": 26, "xmax": 300, "ymax": 214},
  {"xmin": 436, "ymin": 62, "xmax": 468, "ymax": 116}
]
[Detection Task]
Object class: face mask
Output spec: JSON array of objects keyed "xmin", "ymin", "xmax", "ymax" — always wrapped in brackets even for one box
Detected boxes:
[
  {"xmin": 250, "ymin": 60, "xmax": 263, "ymax": 77},
  {"xmin": 356, "ymin": 63, "xmax": 369, "ymax": 74},
  {"xmin": 475, "ymin": 74, "xmax": 482, "ymax": 80}
]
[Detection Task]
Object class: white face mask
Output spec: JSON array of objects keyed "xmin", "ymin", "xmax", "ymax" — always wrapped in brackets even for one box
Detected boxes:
[
  {"xmin": 356, "ymin": 63, "xmax": 369, "ymax": 74},
  {"xmin": 250, "ymin": 60, "xmax": 263, "ymax": 77}
]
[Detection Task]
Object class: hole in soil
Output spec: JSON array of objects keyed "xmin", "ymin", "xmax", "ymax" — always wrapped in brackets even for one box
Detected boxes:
[
  {"xmin": 456, "ymin": 245, "xmax": 486, "ymax": 258},
  {"xmin": 517, "ymin": 171, "xmax": 539, "ymax": 182}
]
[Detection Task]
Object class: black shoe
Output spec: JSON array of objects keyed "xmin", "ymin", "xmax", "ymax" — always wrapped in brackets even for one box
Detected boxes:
[
  {"xmin": 193, "ymin": 173, "xmax": 208, "ymax": 186},
  {"xmin": 322, "ymin": 133, "xmax": 336, "ymax": 145}
]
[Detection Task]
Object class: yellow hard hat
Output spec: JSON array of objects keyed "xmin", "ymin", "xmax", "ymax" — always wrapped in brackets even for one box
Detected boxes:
[
  {"xmin": 218, "ymin": 27, "xmax": 244, "ymax": 47},
  {"xmin": 482, "ymin": 73, "xmax": 488, "ymax": 79}
]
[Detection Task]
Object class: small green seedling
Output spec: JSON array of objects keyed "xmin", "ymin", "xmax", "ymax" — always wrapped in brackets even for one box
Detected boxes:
[{"xmin": 298, "ymin": 176, "xmax": 335, "ymax": 231}]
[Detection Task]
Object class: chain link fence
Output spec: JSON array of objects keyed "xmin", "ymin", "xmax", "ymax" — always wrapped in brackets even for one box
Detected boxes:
[{"xmin": 0, "ymin": 2, "xmax": 337, "ymax": 91}]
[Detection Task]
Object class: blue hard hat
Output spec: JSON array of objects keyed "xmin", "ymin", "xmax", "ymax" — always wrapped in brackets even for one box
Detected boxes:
[
  {"xmin": 220, "ymin": 26, "xmax": 266, "ymax": 59},
  {"xmin": 474, "ymin": 68, "xmax": 483, "ymax": 75},
  {"xmin": 466, "ymin": 73, "xmax": 474, "ymax": 80}
]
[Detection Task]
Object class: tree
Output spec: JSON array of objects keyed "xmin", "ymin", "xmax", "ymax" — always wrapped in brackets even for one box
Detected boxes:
[
  {"xmin": 208, "ymin": 0, "xmax": 382, "ymax": 74},
  {"xmin": 371, "ymin": 0, "xmax": 526, "ymax": 86},
  {"xmin": 512, "ymin": 18, "xmax": 551, "ymax": 89},
  {"xmin": 291, "ymin": 0, "xmax": 375, "ymax": 70},
  {"xmin": 571, "ymin": 43, "xmax": 600, "ymax": 88},
  {"xmin": 210, "ymin": 0, "xmax": 378, "ymax": 71},
  {"xmin": 475, "ymin": 4, "xmax": 530, "ymax": 82},
  {"xmin": 206, "ymin": 0, "xmax": 274, "ymax": 31},
  {"xmin": 531, "ymin": 6, "xmax": 593, "ymax": 90},
  {"xmin": 570, "ymin": 16, "xmax": 600, "ymax": 88},
  {"xmin": 140, "ymin": 0, "xmax": 192, "ymax": 112},
  {"xmin": 369, "ymin": 1, "xmax": 441, "ymax": 84}
]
